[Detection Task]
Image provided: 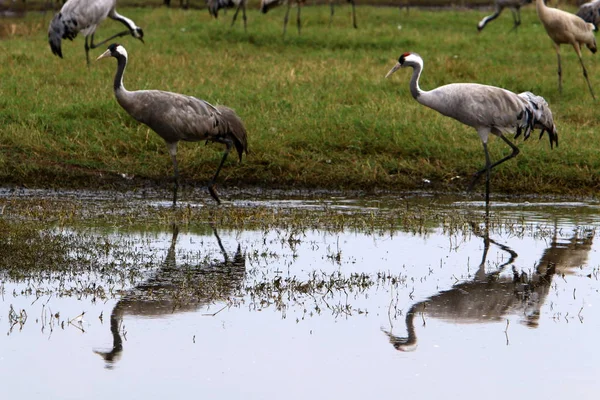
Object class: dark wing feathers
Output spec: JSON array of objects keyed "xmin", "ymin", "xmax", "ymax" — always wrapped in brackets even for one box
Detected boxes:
[
  {"xmin": 216, "ymin": 106, "xmax": 249, "ymax": 162},
  {"xmin": 517, "ymin": 91, "xmax": 558, "ymax": 149},
  {"xmin": 577, "ymin": 0, "xmax": 600, "ymax": 29}
]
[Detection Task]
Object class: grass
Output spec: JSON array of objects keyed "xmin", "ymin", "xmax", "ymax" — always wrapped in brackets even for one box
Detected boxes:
[{"xmin": 1, "ymin": 4, "xmax": 599, "ymax": 197}]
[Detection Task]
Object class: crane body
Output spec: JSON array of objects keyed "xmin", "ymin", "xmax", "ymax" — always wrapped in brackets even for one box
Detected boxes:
[
  {"xmin": 97, "ymin": 44, "xmax": 248, "ymax": 205},
  {"xmin": 48, "ymin": 0, "xmax": 144, "ymax": 64},
  {"xmin": 385, "ymin": 52, "xmax": 558, "ymax": 205}
]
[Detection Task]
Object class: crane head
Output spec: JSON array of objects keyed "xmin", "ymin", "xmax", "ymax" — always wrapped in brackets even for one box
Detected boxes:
[
  {"xmin": 385, "ymin": 52, "xmax": 420, "ymax": 78},
  {"xmin": 96, "ymin": 43, "xmax": 127, "ymax": 61},
  {"xmin": 131, "ymin": 27, "xmax": 144, "ymax": 44}
]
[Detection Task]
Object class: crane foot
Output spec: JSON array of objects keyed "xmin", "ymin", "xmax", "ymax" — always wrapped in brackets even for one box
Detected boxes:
[{"xmin": 208, "ymin": 184, "xmax": 222, "ymax": 205}]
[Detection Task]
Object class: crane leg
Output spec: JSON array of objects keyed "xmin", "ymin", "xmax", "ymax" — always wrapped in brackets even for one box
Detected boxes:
[
  {"xmin": 242, "ymin": 1, "xmax": 247, "ymax": 32},
  {"xmin": 89, "ymin": 30, "xmax": 131, "ymax": 50},
  {"xmin": 556, "ymin": 47, "xmax": 562, "ymax": 94},
  {"xmin": 207, "ymin": 141, "xmax": 233, "ymax": 205},
  {"xmin": 350, "ymin": 0, "xmax": 357, "ymax": 29},
  {"xmin": 283, "ymin": 2, "xmax": 291, "ymax": 36},
  {"xmin": 329, "ymin": 1, "xmax": 334, "ymax": 28},
  {"xmin": 483, "ymin": 142, "xmax": 491, "ymax": 205},
  {"xmin": 508, "ymin": 8, "xmax": 520, "ymax": 33},
  {"xmin": 231, "ymin": 2, "xmax": 242, "ymax": 28},
  {"xmin": 167, "ymin": 143, "xmax": 180, "ymax": 206},
  {"xmin": 574, "ymin": 45, "xmax": 596, "ymax": 100},
  {"xmin": 467, "ymin": 135, "xmax": 520, "ymax": 201},
  {"xmin": 297, "ymin": 2, "xmax": 301, "ymax": 35},
  {"xmin": 84, "ymin": 35, "xmax": 91, "ymax": 66}
]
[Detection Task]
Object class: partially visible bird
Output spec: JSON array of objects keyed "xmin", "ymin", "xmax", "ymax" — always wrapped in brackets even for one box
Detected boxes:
[
  {"xmin": 536, "ymin": 0, "xmax": 596, "ymax": 99},
  {"xmin": 207, "ymin": 0, "xmax": 248, "ymax": 32},
  {"xmin": 260, "ymin": 0, "xmax": 357, "ymax": 36},
  {"xmin": 385, "ymin": 52, "xmax": 558, "ymax": 205},
  {"xmin": 97, "ymin": 43, "xmax": 248, "ymax": 205},
  {"xmin": 576, "ymin": 0, "xmax": 600, "ymax": 30},
  {"xmin": 477, "ymin": 0, "xmax": 532, "ymax": 32},
  {"xmin": 48, "ymin": 0, "xmax": 144, "ymax": 65}
]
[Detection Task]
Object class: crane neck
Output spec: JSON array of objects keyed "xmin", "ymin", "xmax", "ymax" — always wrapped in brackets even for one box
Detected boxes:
[
  {"xmin": 112, "ymin": 11, "xmax": 138, "ymax": 32},
  {"xmin": 408, "ymin": 62, "xmax": 425, "ymax": 101},
  {"xmin": 113, "ymin": 53, "xmax": 128, "ymax": 93},
  {"xmin": 536, "ymin": 0, "xmax": 549, "ymax": 17}
]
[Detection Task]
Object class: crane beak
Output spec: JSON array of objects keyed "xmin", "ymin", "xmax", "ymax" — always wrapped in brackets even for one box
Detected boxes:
[
  {"xmin": 96, "ymin": 49, "xmax": 112, "ymax": 61},
  {"xmin": 385, "ymin": 62, "xmax": 402, "ymax": 78}
]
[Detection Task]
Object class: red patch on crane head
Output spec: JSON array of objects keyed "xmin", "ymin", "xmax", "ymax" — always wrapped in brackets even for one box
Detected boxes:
[{"xmin": 399, "ymin": 52, "xmax": 411, "ymax": 64}]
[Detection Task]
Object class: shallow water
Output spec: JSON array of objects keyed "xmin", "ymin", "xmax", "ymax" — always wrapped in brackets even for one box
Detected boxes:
[{"xmin": 1, "ymin": 191, "xmax": 599, "ymax": 399}]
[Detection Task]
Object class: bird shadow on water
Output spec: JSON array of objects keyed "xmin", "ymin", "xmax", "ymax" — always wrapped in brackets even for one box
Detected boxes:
[
  {"xmin": 383, "ymin": 218, "xmax": 595, "ymax": 352},
  {"xmin": 93, "ymin": 223, "xmax": 246, "ymax": 369}
]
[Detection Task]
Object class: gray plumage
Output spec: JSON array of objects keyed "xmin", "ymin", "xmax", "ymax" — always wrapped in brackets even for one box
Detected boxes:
[
  {"xmin": 48, "ymin": 0, "xmax": 144, "ymax": 65},
  {"xmin": 97, "ymin": 43, "xmax": 248, "ymax": 205},
  {"xmin": 576, "ymin": 0, "xmax": 600, "ymax": 30},
  {"xmin": 477, "ymin": 0, "xmax": 532, "ymax": 32},
  {"xmin": 385, "ymin": 52, "xmax": 558, "ymax": 205},
  {"xmin": 536, "ymin": 0, "xmax": 596, "ymax": 98},
  {"xmin": 207, "ymin": 0, "xmax": 248, "ymax": 32},
  {"xmin": 260, "ymin": 0, "xmax": 357, "ymax": 36}
]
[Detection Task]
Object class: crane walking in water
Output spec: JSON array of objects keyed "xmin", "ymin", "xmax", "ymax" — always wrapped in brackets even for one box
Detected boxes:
[
  {"xmin": 97, "ymin": 44, "xmax": 248, "ymax": 205},
  {"xmin": 536, "ymin": 0, "xmax": 597, "ymax": 99},
  {"xmin": 48, "ymin": 0, "xmax": 144, "ymax": 65},
  {"xmin": 385, "ymin": 52, "xmax": 558, "ymax": 205},
  {"xmin": 477, "ymin": 0, "xmax": 532, "ymax": 32}
]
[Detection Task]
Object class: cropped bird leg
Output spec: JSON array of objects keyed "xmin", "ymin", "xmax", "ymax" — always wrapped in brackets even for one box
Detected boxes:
[
  {"xmin": 573, "ymin": 43, "xmax": 596, "ymax": 99},
  {"xmin": 207, "ymin": 140, "xmax": 234, "ymax": 205},
  {"xmin": 167, "ymin": 142, "xmax": 180, "ymax": 206},
  {"xmin": 468, "ymin": 135, "xmax": 520, "ymax": 203}
]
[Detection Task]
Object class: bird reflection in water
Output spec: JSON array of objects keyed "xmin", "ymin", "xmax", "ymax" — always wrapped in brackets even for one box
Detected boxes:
[
  {"xmin": 94, "ymin": 224, "xmax": 245, "ymax": 367},
  {"xmin": 384, "ymin": 222, "xmax": 594, "ymax": 351}
]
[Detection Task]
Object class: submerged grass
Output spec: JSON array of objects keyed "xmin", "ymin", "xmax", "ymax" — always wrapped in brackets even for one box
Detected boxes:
[{"xmin": 1, "ymin": 5, "xmax": 599, "ymax": 198}]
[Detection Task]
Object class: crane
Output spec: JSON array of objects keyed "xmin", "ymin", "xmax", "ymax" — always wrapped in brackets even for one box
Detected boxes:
[
  {"xmin": 48, "ymin": 0, "xmax": 144, "ymax": 65},
  {"xmin": 385, "ymin": 52, "xmax": 558, "ymax": 205},
  {"xmin": 536, "ymin": 0, "xmax": 597, "ymax": 99},
  {"xmin": 97, "ymin": 43, "xmax": 248, "ymax": 205},
  {"xmin": 576, "ymin": 0, "xmax": 600, "ymax": 30},
  {"xmin": 477, "ymin": 0, "xmax": 532, "ymax": 32},
  {"xmin": 207, "ymin": 0, "xmax": 248, "ymax": 32},
  {"xmin": 260, "ymin": 0, "xmax": 357, "ymax": 36}
]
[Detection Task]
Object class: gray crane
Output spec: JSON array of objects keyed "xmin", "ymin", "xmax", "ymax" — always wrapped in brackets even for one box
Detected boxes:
[
  {"xmin": 207, "ymin": 0, "xmax": 248, "ymax": 32},
  {"xmin": 385, "ymin": 52, "xmax": 558, "ymax": 205},
  {"xmin": 577, "ymin": 0, "xmax": 600, "ymax": 30},
  {"xmin": 97, "ymin": 43, "xmax": 248, "ymax": 205},
  {"xmin": 536, "ymin": 0, "xmax": 597, "ymax": 99},
  {"xmin": 260, "ymin": 0, "xmax": 357, "ymax": 36},
  {"xmin": 48, "ymin": 0, "xmax": 144, "ymax": 65},
  {"xmin": 477, "ymin": 0, "xmax": 532, "ymax": 32}
]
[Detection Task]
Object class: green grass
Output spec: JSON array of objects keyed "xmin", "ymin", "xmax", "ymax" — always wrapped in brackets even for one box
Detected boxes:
[{"xmin": 1, "ymin": 4, "xmax": 599, "ymax": 197}]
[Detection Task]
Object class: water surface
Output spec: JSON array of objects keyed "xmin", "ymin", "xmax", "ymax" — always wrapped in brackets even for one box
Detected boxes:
[{"xmin": 1, "ymin": 191, "xmax": 599, "ymax": 399}]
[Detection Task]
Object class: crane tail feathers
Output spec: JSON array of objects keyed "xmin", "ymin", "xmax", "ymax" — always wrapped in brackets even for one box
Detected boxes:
[
  {"xmin": 48, "ymin": 12, "xmax": 78, "ymax": 58},
  {"xmin": 216, "ymin": 106, "xmax": 249, "ymax": 162},
  {"xmin": 517, "ymin": 91, "xmax": 558, "ymax": 150}
]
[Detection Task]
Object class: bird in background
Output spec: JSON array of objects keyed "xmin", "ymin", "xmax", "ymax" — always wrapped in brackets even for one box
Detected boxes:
[
  {"xmin": 477, "ymin": 0, "xmax": 532, "ymax": 32},
  {"xmin": 48, "ymin": 0, "xmax": 144, "ymax": 65},
  {"xmin": 385, "ymin": 52, "xmax": 558, "ymax": 206},
  {"xmin": 576, "ymin": 0, "xmax": 600, "ymax": 30},
  {"xmin": 260, "ymin": 0, "xmax": 357, "ymax": 36},
  {"xmin": 207, "ymin": 0, "xmax": 248, "ymax": 32},
  {"xmin": 97, "ymin": 43, "xmax": 248, "ymax": 205},
  {"xmin": 536, "ymin": 0, "xmax": 596, "ymax": 99}
]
